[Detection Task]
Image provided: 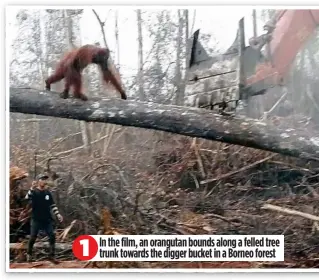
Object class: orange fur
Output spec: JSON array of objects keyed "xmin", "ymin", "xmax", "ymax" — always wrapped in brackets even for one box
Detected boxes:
[{"xmin": 45, "ymin": 45, "xmax": 127, "ymax": 101}]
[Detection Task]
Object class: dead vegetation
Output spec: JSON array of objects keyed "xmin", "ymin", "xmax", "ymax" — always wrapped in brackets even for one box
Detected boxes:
[{"xmin": 9, "ymin": 114, "xmax": 319, "ymax": 269}]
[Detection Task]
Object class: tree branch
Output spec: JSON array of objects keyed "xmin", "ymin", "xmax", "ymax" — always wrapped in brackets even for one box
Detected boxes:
[
  {"xmin": 10, "ymin": 87, "xmax": 319, "ymax": 161},
  {"xmin": 92, "ymin": 9, "xmax": 108, "ymax": 48}
]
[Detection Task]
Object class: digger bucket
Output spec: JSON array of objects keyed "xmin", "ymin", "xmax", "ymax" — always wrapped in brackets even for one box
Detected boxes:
[{"xmin": 185, "ymin": 18, "xmax": 268, "ymax": 112}]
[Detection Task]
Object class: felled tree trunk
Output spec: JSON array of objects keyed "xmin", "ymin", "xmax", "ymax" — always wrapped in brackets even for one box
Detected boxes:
[{"xmin": 10, "ymin": 87, "xmax": 319, "ymax": 161}]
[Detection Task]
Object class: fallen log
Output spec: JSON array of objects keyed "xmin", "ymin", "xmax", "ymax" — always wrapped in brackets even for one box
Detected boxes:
[
  {"xmin": 10, "ymin": 242, "xmax": 72, "ymax": 250},
  {"xmin": 10, "ymin": 87, "xmax": 319, "ymax": 161}
]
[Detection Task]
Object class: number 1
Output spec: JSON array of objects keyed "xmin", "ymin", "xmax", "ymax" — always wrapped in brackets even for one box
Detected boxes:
[{"xmin": 80, "ymin": 239, "xmax": 89, "ymax": 256}]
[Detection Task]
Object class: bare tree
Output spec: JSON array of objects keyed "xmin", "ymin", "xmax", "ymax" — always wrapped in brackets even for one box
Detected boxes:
[
  {"xmin": 102, "ymin": 10, "xmax": 122, "ymax": 156},
  {"xmin": 64, "ymin": 10, "xmax": 92, "ymax": 155},
  {"xmin": 136, "ymin": 9, "xmax": 145, "ymax": 101},
  {"xmin": 92, "ymin": 9, "xmax": 123, "ymax": 156},
  {"xmin": 251, "ymin": 9, "xmax": 264, "ymax": 118},
  {"xmin": 115, "ymin": 10, "xmax": 120, "ymax": 69},
  {"xmin": 174, "ymin": 10, "xmax": 183, "ymax": 105},
  {"xmin": 181, "ymin": 9, "xmax": 189, "ymax": 104}
]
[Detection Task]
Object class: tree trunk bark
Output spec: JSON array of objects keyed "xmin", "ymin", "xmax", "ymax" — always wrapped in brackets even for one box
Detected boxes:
[
  {"xmin": 10, "ymin": 87, "xmax": 319, "ymax": 161},
  {"xmin": 137, "ymin": 9, "xmax": 145, "ymax": 101},
  {"xmin": 175, "ymin": 10, "xmax": 183, "ymax": 106},
  {"xmin": 251, "ymin": 9, "xmax": 264, "ymax": 118},
  {"xmin": 64, "ymin": 10, "xmax": 91, "ymax": 155},
  {"xmin": 179, "ymin": 9, "xmax": 189, "ymax": 105},
  {"xmin": 115, "ymin": 10, "xmax": 120, "ymax": 70}
]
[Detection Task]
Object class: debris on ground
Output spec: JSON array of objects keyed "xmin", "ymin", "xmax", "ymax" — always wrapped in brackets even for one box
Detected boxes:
[{"xmin": 9, "ymin": 117, "xmax": 319, "ymax": 269}]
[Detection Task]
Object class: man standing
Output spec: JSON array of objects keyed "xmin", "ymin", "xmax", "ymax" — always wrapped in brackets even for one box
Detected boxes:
[{"xmin": 25, "ymin": 174, "xmax": 63, "ymax": 264}]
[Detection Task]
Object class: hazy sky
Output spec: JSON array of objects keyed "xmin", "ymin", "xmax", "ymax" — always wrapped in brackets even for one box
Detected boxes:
[
  {"xmin": 6, "ymin": 6, "xmax": 266, "ymax": 78},
  {"xmin": 79, "ymin": 7, "xmax": 264, "ymax": 76}
]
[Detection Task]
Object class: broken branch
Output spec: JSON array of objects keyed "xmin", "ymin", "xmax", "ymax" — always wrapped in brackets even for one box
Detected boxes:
[
  {"xmin": 261, "ymin": 203, "xmax": 319, "ymax": 222},
  {"xmin": 200, "ymin": 154, "xmax": 276, "ymax": 185}
]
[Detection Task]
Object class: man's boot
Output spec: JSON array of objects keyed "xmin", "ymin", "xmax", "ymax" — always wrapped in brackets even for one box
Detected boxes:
[
  {"xmin": 27, "ymin": 238, "xmax": 36, "ymax": 263},
  {"xmin": 48, "ymin": 256, "xmax": 59, "ymax": 264},
  {"xmin": 48, "ymin": 243, "xmax": 59, "ymax": 264},
  {"xmin": 26, "ymin": 254, "xmax": 33, "ymax": 263}
]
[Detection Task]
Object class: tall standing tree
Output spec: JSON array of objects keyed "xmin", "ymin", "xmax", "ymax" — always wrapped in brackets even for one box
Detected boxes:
[
  {"xmin": 136, "ymin": 9, "xmax": 145, "ymax": 101},
  {"xmin": 174, "ymin": 9, "xmax": 183, "ymax": 105},
  {"xmin": 63, "ymin": 9, "xmax": 92, "ymax": 155}
]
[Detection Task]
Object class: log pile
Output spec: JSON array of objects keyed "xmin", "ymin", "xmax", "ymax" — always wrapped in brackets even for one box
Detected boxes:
[{"xmin": 9, "ymin": 165, "xmax": 32, "ymax": 243}]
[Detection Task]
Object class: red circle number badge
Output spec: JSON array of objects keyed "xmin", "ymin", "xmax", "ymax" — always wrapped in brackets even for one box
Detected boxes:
[{"xmin": 72, "ymin": 235, "xmax": 98, "ymax": 261}]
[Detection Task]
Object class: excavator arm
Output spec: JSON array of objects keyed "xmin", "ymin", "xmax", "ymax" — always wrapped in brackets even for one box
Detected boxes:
[
  {"xmin": 185, "ymin": 9, "xmax": 319, "ymax": 112},
  {"xmin": 246, "ymin": 9, "xmax": 319, "ymax": 92}
]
